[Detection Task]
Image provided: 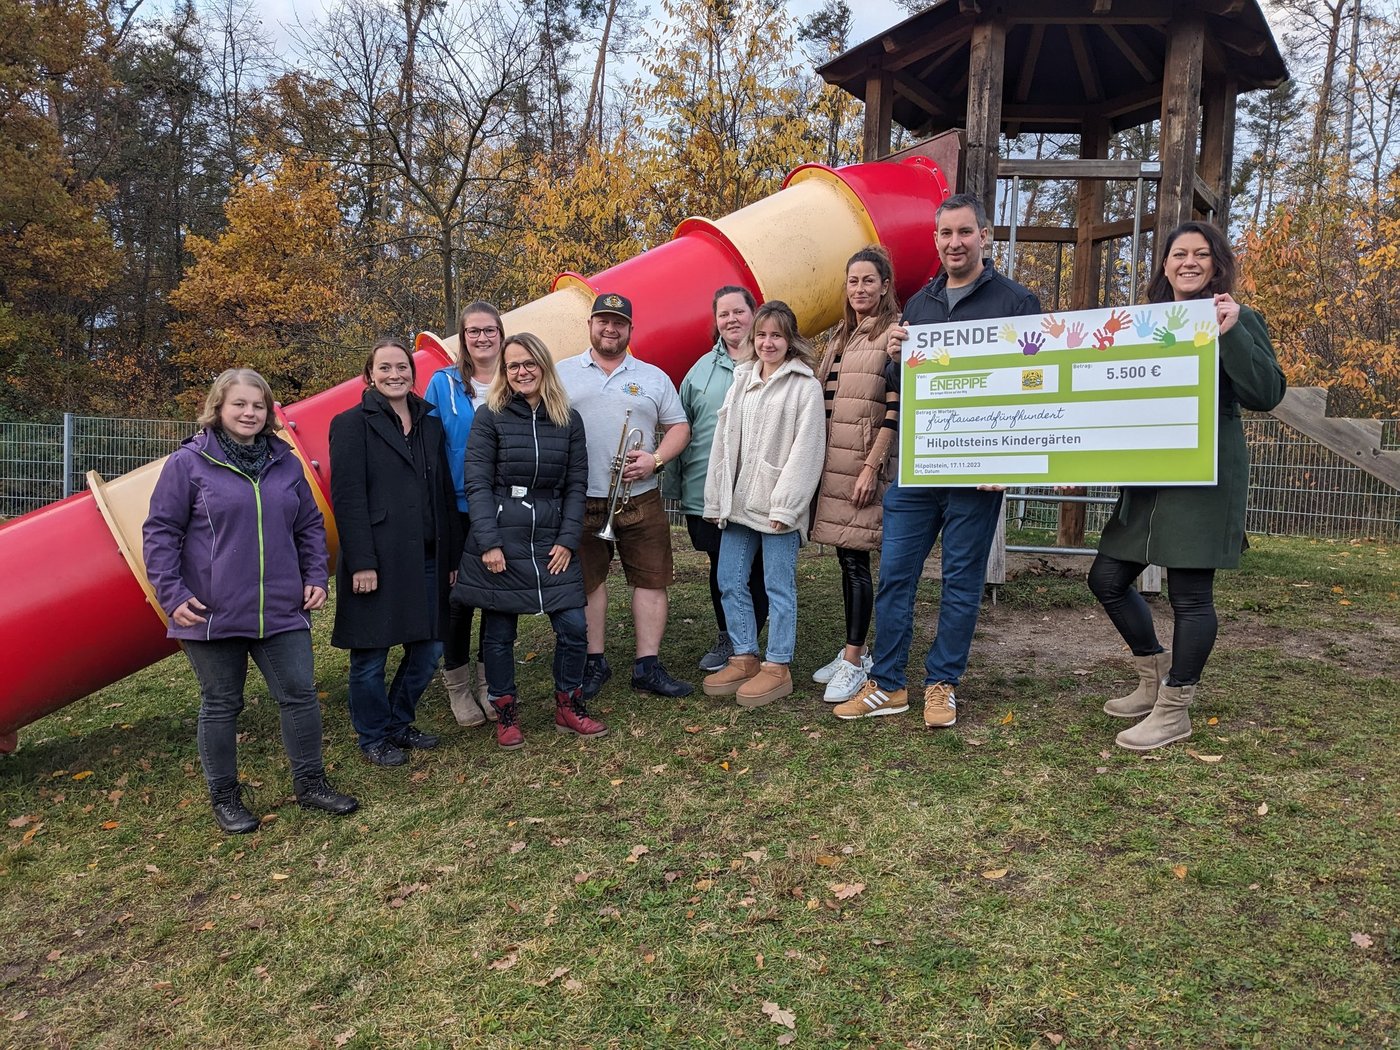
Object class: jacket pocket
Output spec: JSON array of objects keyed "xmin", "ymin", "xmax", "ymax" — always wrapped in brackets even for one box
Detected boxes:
[
  {"xmin": 743, "ymin": 462, "xmax": 783, "ymax": 518},
  {"xmin": 369, "ymin": 506, "xmax": 388, "ymax": 525}
]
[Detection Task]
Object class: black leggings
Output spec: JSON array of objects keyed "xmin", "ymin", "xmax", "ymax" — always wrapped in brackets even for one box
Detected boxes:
[
  {"xmin": 837, "ymin": 547, "xmax": 873, "ymax": 649},
  {"xmin": 1087, "ymin": 553, "xmax": 1218, "ymax": 685}
]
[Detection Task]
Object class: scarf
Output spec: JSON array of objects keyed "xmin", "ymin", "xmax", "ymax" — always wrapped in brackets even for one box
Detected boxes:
[{"xmin": 214, "ymin": 427, "xmax": 271, "ymax": 478}]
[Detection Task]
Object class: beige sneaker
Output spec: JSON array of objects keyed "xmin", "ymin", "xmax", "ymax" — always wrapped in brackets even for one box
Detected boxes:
[
  {"xmin": 833, "ymin": 679, "xmax": 908, "ymax": 720},
  {"xmin": 923, "ymin": 683, "xmax": 957, "ymax": 728}
]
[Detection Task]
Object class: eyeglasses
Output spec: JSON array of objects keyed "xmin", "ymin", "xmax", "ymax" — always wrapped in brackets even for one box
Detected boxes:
[
  {"xmin": 505, "ymin": 361, "xmax": 540, "ymax": 374},
  {"xmin": 464, "ymin": 327, "xmax": 500, "ymax": 339}
]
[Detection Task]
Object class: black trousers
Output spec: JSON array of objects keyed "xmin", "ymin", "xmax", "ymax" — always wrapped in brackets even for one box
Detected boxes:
[{"xmin": 1087, "ymin": 552, "xmax": 1218, "ymax": 685}]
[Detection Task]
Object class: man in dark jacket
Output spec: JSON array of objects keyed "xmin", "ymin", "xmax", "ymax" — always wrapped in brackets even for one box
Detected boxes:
[{"xmin": 834, "ymin": 193, "xmax": 1041, "ymax": 728}]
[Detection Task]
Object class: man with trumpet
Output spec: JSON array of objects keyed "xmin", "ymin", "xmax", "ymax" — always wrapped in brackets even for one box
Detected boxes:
[{"xmin": 561, "ymin": 293, "xmax": 694, "ymax": 699}]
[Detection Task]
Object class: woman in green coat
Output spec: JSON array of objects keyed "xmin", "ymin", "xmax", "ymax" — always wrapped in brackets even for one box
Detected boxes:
[{"xmin": 1089, "ymin": 221, "xmax": 1286, "ymax": 752}]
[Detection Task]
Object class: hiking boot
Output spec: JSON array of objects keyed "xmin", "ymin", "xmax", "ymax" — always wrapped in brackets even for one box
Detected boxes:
[
  {"xmin": 390, "ymin": 725, "xmax": 440, "ymax": 750},
  {"xmin": 736, "ymin": 662, "xmax": 792, "ymax": 708},
  {"xmin": 698, "ymin": 630, "xmax": 734, "ymax": 672},
  {"xmin": 923, "ymin": 683, "xmax": 958, "ymax": 728},
  {"xmin": 554, "ymin": 688, "xmax": 609, "ymax": 739},
  {"xmin": 491, "ymin": 695, "xmax": 525, "ymax": 751},
  {"xmin": 631, "ymin": 660, "xmax": 694, "ymax": 697},
  {"xmin": 833, "ymin": 680, "xmax": 909, "ymax": 720},
  {"xmin": 210, "ymin": 783, "xmax": 258, "ymax": 834},
  {"xmin": 444, "ymin": 663, "xmax": 485, "ymax": 726},
  {"xmin": 581, "ymin": 655, "xmax": 612, "ymax": 701},
  {"xmin": 1116, "ymin": 683, "xmax": 1195, "ymax": 751},
  {"xmin": 294, "ymin": 774, "xmax": 359, "ymax": 816},
  {"xmin": 1103, "ymin": 650, "xmax": 1172, "ymax": 719},
  {"xmin": 822, "ymin": 658, "xmax": 869, "ymax": 703},
  {"xmin": 703, "ymin": 653, "xmax": 761, "ymax": 696},
  {"xmin": 361, "ymin": 740, "xmax": 408, "ymax": 767}
]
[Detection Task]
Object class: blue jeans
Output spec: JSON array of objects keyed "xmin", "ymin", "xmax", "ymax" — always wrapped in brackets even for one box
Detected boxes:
[
  {"xmin": 182, "ymin": 630, "xmax": 325, "ymax": 792},
  {"xmin": 481, "ymin": 606, "xmax": 587, "ymax": 698},
  {"xmin": 347, "ymin": 558, "xmax": 441, "ymax": 748},
  {"xmin": 871, "ymin": 486, "xmax": 1004, "ymax": 690},
  {"xmin": 717, "ymin": 523, "xmax": 800, "ymax": 664}
]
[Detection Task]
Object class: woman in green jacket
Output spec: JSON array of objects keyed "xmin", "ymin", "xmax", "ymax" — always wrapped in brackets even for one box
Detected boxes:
[{"xmin": 1089, "ymin": 221, "xmax": 1286, "ymax": 752}]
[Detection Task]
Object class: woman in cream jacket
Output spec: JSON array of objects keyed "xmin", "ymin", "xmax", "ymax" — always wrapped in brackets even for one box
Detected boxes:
[{"xmin": 701, "ymin": 301, "xmax": 826, "ymax": 708}]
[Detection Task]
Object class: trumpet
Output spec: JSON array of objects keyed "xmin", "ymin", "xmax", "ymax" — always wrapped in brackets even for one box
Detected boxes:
[{"xmin": 596, "ymin": 409, "xmax": 646, "ymax": 541}]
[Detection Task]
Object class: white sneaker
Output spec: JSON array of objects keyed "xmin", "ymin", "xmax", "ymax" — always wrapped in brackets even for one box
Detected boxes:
[
  {"xmin": 812, "ymin": 648, "xmax": 872, "ymax": 684},
  {"xmin": 822, "ymin": 659, "xmax": 869, "ymax": 703}
]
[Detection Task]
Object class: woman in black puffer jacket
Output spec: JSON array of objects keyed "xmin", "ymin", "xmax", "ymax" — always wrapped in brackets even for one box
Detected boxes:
[{"xmin": 452, "ymin": 332, "xmax": 607, "ymax": 750}]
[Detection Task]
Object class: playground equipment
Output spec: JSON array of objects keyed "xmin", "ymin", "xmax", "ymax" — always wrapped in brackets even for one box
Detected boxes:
[{"xmin": 0, "ymin": 157, "xmax": 951, "ymax": 752}]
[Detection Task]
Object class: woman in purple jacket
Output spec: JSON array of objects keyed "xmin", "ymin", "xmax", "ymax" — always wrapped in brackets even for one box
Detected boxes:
[{"xmin": 144, "ymin": 369, "xmax": 358, "ymax": 834}]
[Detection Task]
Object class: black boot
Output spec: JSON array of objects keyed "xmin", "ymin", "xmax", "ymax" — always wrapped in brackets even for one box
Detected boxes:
[
  {"xmin": 210, "ymin": 783, "xmax": 258, "ymax": 834},
  {"xmin": 294, "ymin": 773, "xmax": 359, "ymax": 816}
]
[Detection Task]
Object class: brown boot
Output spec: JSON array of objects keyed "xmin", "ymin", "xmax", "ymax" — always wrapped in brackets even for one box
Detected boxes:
[
  {"xmin": 1103, "ymin": 650, "xmax": 1171, "ymax": 719},
  {"xmin": 736, "ymin": 662, "xmax": 792, "ymax": 708},
  {"xmin": 444, "ymin": 664, "xmax": 485, "ymax": 727},
  {"xmin": 702, "ymin": 653, "xmax": 760, "ymax": 696},
  {"xmin": 1116, "ymin": 683, "xmax": 1195, "ymax": 751}
]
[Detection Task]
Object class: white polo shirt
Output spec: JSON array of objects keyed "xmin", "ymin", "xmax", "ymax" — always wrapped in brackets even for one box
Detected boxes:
[{"xmin": 560, "ymin": 349, "xmax": 687, "ymax": 498}]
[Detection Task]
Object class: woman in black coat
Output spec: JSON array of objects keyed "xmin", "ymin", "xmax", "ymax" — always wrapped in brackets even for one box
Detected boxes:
[
  {"xmin": 452, "ymin": 332, "xmax": 606, "ymax": 750},
  {"xmin": 330, "ymin": 339, "xmax": 464, "ymax": 767}
]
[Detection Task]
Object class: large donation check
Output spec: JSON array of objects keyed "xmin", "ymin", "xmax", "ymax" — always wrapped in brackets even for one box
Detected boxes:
[{"xmin": 898, "ymin": 299, "xmax": 1219, "ymax": 487}]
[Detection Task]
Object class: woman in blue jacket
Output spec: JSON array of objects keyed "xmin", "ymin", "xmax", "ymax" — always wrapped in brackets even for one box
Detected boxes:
[
  {"xmin": 144, "ymin": 368, "xmax": 357, "ymax": 834},
  {"xmin": 452, "ymin": 332, "xmax": 602, "ymax": 750},
  {"xmin": 424, "ymin": 301, "xmax": 503, "ymax": 727}
]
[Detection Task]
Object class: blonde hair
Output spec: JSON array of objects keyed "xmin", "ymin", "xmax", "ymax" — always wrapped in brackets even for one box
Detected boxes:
[
  {"xmin": 197, "ymin": 368, "xmax": 282, "ymax": 435},
  {"xmin": 489, "ymin": 333, "xmax": 572, "ymax": 428}
]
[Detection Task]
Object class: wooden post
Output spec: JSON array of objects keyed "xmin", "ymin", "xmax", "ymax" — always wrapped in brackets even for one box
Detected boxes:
[
  {"xmin": 1155, "ymin": 15, "xmax": 1205, "ymax": 249},
  {"xmin": 1199, "ymin": 75, "xmax": 1238, "ymax": 227},
  {"xmin": 862, "ymin": 66, "xmax": 894, "ymax": 162},
  {"xmin": 964, "ymin": 17, "xmax": 1007, "ymax": 219}
]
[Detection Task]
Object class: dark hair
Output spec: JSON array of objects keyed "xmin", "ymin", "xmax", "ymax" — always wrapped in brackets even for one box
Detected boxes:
[
  {"xmin": 832, "ymin": 244, "xmax": 901, "ymax": 348},
  {"xmin": 457, "ymin": 300, "xmax": 504, "ymax": 381},
  {"xmin": 747, "ymin": 300, "xmax": 817, "ymax": 372},
  {"xmin": 936, "ymin": 192, "xmax": 990, "ymax": 231},
  {"xmin": 711, "ymin": 285, "xmax": 758, "ymax": 343},
  {"xmin": 363, "ymin": 338, "xmax": 415, "ymax": 384},
  {"xmin": 1145, "ymin": 221, "xmax": 1236, "ymax": 303}
]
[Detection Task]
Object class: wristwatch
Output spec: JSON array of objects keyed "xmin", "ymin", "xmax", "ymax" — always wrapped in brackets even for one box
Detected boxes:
[{"xmin": 654, "ymin": 453, "xmax": 665, "ymax": 473}]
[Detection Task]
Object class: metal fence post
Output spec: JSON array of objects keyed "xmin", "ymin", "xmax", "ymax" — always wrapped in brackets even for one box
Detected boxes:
[{"xmin": 62, "ymin": 413, "xmax": 74, "ymax": 498}]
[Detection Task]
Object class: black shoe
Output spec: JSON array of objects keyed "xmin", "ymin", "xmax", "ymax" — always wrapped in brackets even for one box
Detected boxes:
[
  {"xmin": 697, "ymin": 631, "xmax": 734, "ymax": 672},
  {"xmin": 631, "ymin": 660, "xmax": 694, "ymax": 697},
  {"xmin": 210, "ymin": 783, "xmax": 258, "ymax": 834},
  {"xmin": 294, "ymin": 774, "xmax": 359, "ymax": 816},
  {"xmin": 581, "ymin": 656, "xmax": 612, "ymax": 701},
  {"xmin": 390, "ymin": 726, "xmax": 440, "ymax": 750},
  {"xmin": 361, "ymin": 740, "xmax": 408, "ymax": 767}
]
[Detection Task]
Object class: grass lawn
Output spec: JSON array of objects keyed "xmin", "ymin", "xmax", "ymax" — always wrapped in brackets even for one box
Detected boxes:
[{"xmin": 1, "ymin": 532, "xmax": 1397, "ymax": 1048}]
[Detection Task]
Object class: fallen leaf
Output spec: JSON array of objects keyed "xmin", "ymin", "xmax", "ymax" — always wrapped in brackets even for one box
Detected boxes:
[
  {"xmin": 72, "ymin": 770, "xmax": 93, "ymax": 781},
  {"xmin": 742, "ymin": 849, "xmax": 767, "ymax": 864},
  {"xmin": 563, "ymin": 978, "xmax": 583, "ymax": 992},
  {"xmin": 487, "ymin": 950, "xmax": 519, "ymax": 971},
  {"xmin": 1046, "ymin": 1034, "xmax": 1064, "ymax": 1046},
  {"xmin": 625, "ymin": 844, "xmax": 650, "ymax": 864},
  {"xmin": 1207, "ymin": 717, "xmax": 1219, "ymax": 726},
  {"xmin": 814, "ymin": 855, "xmax": 841, "ymax": 867},
  {"xmin": 755, "ymin": 952, "xmax": 765, "ymax": 969},
  {"xmin": 761, "ymin": 1000, "xmax": 797, "ymax": 1030},
  {"xmin": 999, "ymin": 711, "xmax": 1015, "ymax": 726},
  {"xmin": 1331, "ymin": 585, "xmax": 1345, "ymax": 593},
  {"xmin": 1351, "ymin": 931, "xmax": 1374, "ymax": 949},
  {"xmin": 333, "ymin": 1030, "xmax": 356, "ymax": 1047},
  {"xmin": 99, "ymin": 821, "xmax": 119, "ymax": 830},
  {"xmin": 684, "ymin": 725, "xmax": 703, "ymax": 734},
  {"xmin": 830, "ymin": 882, "xmax": 865, "ymax": 900},
  {"xmin": 641, "ymin": 952, "xmax": 656, "ymax": 964},
  {"xmin": 1172, "ymin": 865, "xmax": 1187, "ymax": 880},
  {"xmin": 151, "ymin": 981, "xmax": 172, "ymax": 991},
  {"xmin": 7, "ymin": 1010, "xmax": 29, "ymax": 1022},
  {"xmin": 981, "ymin": 868, "xmax": 1008, "ymax": 881},
  {"xmin": 197, "ymin": 922, "xmax": 215, "ymax": 931},
  {"xmin": 609, "ymin": 778, "xmax": 624, "ymax": 786},
  {"xmin": 533, "ymin": 966, "xmax": 571, "ymax": 986},
  {"xmin": 1339, "ymin": 599, "xmax": 1353, "ymax": 606},
  {"xmin": 509, "ymin": 841, "xmax": 527, "ymax": 854},
  {"xmin": 20, "ymin": 824, "xmax": 43, "ymax": 846},
  {"xmin": 719, "ymin": 761, "xmax": 729, "ymax": 771},
  {"xmin": 694, "ymin": 878, "xmax": 714, "ymax": 891},
  {"xmin": 270, "ymin": 873, "xmax": 290, "ymax": 881},
  {"xmin": 45, "ymin": 949, "xmax": 63, "ymax": 962},
  {"xmin": 777, "ymin": 1037, "xmax": 796, "ymax": 1047},
  {"xmin": 409, "ymin": 769, "xmax": 430, "ymax": 784},
  {"xmin": 573, "ymin": 871, "xmax": 591, "ymax": 884},
  {"xmin": 8, "ymin": 814, "xmax": 34, "ymax": 828},
  {"xmin": 1256, "ymin": 802, "xmax": 1269, "ymax": 816},
  {"xmin": 597, "ymin": 906, "xmax": 621, "ymax": 920},
  {"xmin": 1187, "ymin": 751, "xmax": 1223, "ymax": 764}
]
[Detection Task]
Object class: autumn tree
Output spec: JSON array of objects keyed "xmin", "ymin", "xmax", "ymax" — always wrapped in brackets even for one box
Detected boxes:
[{"xmin": 167, "ymin": 154, "xmax": 356, "ymax": 406}]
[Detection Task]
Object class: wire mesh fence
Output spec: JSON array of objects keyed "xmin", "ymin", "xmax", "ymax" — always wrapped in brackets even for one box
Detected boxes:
[
  {"xmin": 2, "ymin": 414, "xmax": 1397, "ymax": 538},
  {"xmin": 0, "ymin": 415, "xmax": 195, "ymax": 519}
]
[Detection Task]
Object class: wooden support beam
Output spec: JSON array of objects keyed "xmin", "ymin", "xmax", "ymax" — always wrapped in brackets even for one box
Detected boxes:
[
  {"xmin": 1155, "ymin": 16, "xmax": 1205, "ymax": 249},
  {"xmin": 1103, "ymin": 24, "xmax": 1154, "ymax": 82},
  {"xmin": 998, "ymin": 159, "xmax": 1161, "ymax": 180},
  {"xmin": 1192, "ymin": 174, "xmax": 1220, "ymax": 215},
  {"xmin": 893, "ymin": 71, "xmax": 955, "ymax": 121},
  {"xmin": 964, "ymin": 16, "xmax": 1007, "ymax": 217},
  {"xmin": 992, "ymin": 214, "xmax": 1161, "ymax": 244},
  {"xmin": 1000, "ymin": 0, "xmax": 1169, "ymax": 23},
  {"xmin": 862, "ymin": 66, "xmax": 894, "ymax": 161},
  {"xmin": 1068, "ymin": 25, "xmax": 1103, "ymax": 102},
  {"xmin": 1199, "ymin": 75, "xmax": 1237, "ymax": 226},
  {"xmin": 1071, "ymin": 118, "xmax": 1109, "ymax": 311},
  {"xmin": 1015, "ymin": 24, "xmax": 1046, "ymax": 103},
  {"xmin": 1271, "ymin": 388, "xmax": 1400, "ymax": 491}
]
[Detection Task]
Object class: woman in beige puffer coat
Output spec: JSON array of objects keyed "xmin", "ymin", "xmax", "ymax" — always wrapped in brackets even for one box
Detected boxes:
[{"xmin": 808, "ymin": 246, "xmax": 902, "ymax": 704}]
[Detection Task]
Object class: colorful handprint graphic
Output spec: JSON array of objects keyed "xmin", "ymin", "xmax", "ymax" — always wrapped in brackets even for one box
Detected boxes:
[
  {"xmin": 1133, "ymin": 311, "xmax": 1155, "ymax": 338},
  {"xmin": 1041, "ymin": 314, "xmax": 1066, "ymax": 338},
  {"xmin": 1065, "ymin": 322, "xmax": 1086, "ymax": 348},
  {"xmin": 1019, "ymin": 332, "xmax": 1044, "ymax": 356},
  {"xmin": 1092, "ymin": 328, "xmax": 1115, "ymax": 351}
]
